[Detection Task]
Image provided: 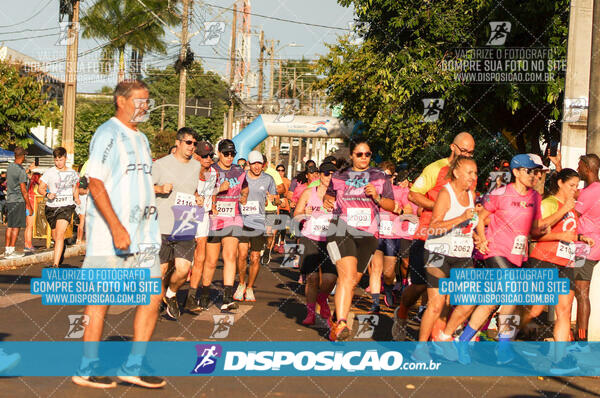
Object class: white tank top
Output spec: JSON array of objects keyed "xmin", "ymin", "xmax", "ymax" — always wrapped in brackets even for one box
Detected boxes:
[{"xmin": 424, "ymin": 183, "xmax": 476, "ymax": 258}]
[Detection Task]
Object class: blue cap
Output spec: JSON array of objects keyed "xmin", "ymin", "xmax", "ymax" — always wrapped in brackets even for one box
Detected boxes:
[{"xmin": 510, "ymin": 154, "xmax": 542, "ymax": 170}]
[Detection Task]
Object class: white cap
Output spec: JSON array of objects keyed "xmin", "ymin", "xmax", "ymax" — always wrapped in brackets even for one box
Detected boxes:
[
  {"xmin": 528, "ymin": 154, "xmax": 550, "ymax": 171},
  {"xmin": 248, "ymin": 150, "xmax": 263, "ymax": 164}
]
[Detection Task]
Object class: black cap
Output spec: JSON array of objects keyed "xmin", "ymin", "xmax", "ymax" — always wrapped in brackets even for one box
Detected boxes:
[
  {"xmin": 323, "ymin": 156, "xmax": 337, "ymax": 165},
  {"xmin": 218, "ymin": 139, "xmax": 236, "ymax": 153},
  {"xmin": 306, "ymin": 165, "xmax": 319, "ymax": 174},
  {"xmin": 195, "ymin": 141, "xmax": 213, "ymax": 156},
  {"xmin": 319, "ymin": 162, "xmax": 337, "ymax": 173}
]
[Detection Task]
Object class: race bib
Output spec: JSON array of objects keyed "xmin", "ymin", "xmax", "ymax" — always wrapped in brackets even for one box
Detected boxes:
[
  {"xmin": 241, "ymin": 201, "xmax": 259, "ymax": 215},
  {"xmin": 175, "ymin": 192, "xmax": 196, "ymax": 207},
  {"xmin": 310, "ymin": 216, "xmax": 331, "ymax": 236},
  {"xmin": 556, "ymin": 241, "xmax": 576, "ymax": 261},
  {"xmin": 407, "ymin": 222, "xmax": 417, "ymax": 236},
  {"xmin": 449, "ymin": 236, "xmax": 474, "ymax": 257},
  {"xmin": 347, "ymin": 207, "xmax": 371, "ymax": 227},
  {"xmin": 511, "ymin": 235, "xmax": 527, "ymax": 256},
  {"xmin": 216, "ymin": 201, "xmax": 236, "ymax": 218},
  {"xmin": 379, "ymin": 220, "xmax": 393, "ymax": 236},
  {"xmin": 53, "ymin": 195, "xmax": 70, "ymax": 204}
]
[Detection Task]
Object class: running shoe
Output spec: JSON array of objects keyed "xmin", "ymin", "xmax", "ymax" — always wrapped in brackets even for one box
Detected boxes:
[
  {"xmin": 383, "ymin": 288, "xmax": 395, "ymax": 308},
  {"xmin": 495, "ymin": 345, "xmax": 516, "ymax": 365},
  {"xmin": 199, "ymin": 294, "xmax": 211, "ymax": 310},
  {"xmin": 329, "ymin": 320, "xmax": 350, "ymax": 341},
  {"xmin": 244, "ymin": 287, "xmax": 256, "ymax": 302},
  {"xmin": 302, "ymin": 310, "xmax": 316, "ymax": 326},
  {"xmin": 317, "ymin": 298, "xmax": 331, "ymax": 320},
  {"xmin": 4, "ymin": 252, "xmax": 24, "ymax": 259},
  {"xmin": 72, "ymin": 361, "xmax": 116, "ymax": 389},
  {"xmin": 184, "ymin": 294, "xmax": 202, "ymax": 313},
  {"xmin": 410, "ymin": 343, "xmax": 432, "ymax": 362},
  {"xmin": 260, "ymin": 248, "xmax": 272, "ymax": 265},
  {"xmin": 413, "ymin": 305, "xmax": 426, "ymax": 322},
  {"xmin": 455, "ymin": 341, "xmax": 471, "ymax": 365},
  {"xmin": 233, "ymin": 283, "xmax": 246, "ymax": 301},
  {"xmin": 431, "ymin": 340, "xmax": 458, "ymax": 362},
  {"xmin": 23, "ymin": 246, "xmax": 35, "ymax": 253},
  {"xmin": 117, "ymin": 364, "xmax": 166, "ymax": 388},
  {"xmin": 550, "ymin": 355, "xmax": 579, "ymax": 376},
  {"xmin": 368, "ymin": 304, "xmax": 380, "ymax": 315},
  {"xmin": 221, "ymin": 294, "xmax": 239, "ymax": 311},
  {"xmin": 0, "ymin": 349, "xmax": 20, "ymax": 374},
  {"xmin": 391, "ymin": 308, "xmax": 407, "ymax": 341},
  {"xmin": 162, "ymin": 296, "xmax": 180, "ymax": 320}
]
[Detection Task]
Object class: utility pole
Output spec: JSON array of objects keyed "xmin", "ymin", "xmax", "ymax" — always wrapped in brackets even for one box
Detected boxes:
[
  {"xmin": 588, "ymin": 0, "xmax": 600, "ymax": 153},
  {"xmin": 227, "ymin": 3, "xmax": 238, "ymax": 139},
  {"xmin": 258, "ymin": 30, "xmax": 265, "ymax": 104},
  {"xmin": 177, "ymin": 0, "xmax": 191, "ymax": 130},
  {"xmin": 292, "ymin": 68, "xmax": 297, "ymax": 99},
  {"xmin": 269, "ymin": 40, "xmax": 275, "ymax": 100},
  {"xmin": 160, "ymin": 99, "xmax": 166, "ymax": 132},
  {"xmin": 61, "ymin": 0, "xmax": 80, "ymax": 167},
  {"xmin": 278, "ymin": 59, "xmax": 282, "ymax": 98}
]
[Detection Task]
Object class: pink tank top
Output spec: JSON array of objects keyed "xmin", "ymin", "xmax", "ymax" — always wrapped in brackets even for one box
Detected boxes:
[{"xmin": 301, "ymin": 187, "xmax": 333, "ymax": 242}]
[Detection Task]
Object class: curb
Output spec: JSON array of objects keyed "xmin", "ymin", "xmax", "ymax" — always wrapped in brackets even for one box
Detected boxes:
[{"xmin": 0, "ymin": 244, "xmax": 86, "ymax": 271}]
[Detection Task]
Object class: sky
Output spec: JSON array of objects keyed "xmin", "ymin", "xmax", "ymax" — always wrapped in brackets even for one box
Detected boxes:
[{"xmin": 0, "ymin": 0, "xmax": 355, "ymax": 93}]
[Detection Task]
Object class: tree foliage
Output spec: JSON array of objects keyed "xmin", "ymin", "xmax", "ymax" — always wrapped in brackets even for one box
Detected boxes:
[
  {"xmin": 74, "ymin": 99, "xmax": 114, "ymax": 165},
  {"xmin": 318, "ymin": 0, "xmax": 569, "ymax": 173},
  {"xmin": 0, "ymin": 61, "xmax": 62, "ymax": 149}
]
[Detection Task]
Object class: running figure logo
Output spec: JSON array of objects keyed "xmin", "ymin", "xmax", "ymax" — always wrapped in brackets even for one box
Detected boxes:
[
  {"xmin": 65, "ymin": 315, "xmax": 89, "ymax": 339},
  {"xmin": 421, "ymin": 98, "xmax": 444, "ymax": 123},
  {"xmin": 56, "ymin": 22, "xmax": 79, "ymax": 46},
  {"xmin": 355, "ymin": 314, "xmax": 379, "ymax": 338},
  {"xmin": 201, "ymin": 22, "xmax": 225, "ymax": 46},
  {"xmin": 191, "ymin": 344, "xmax": 223, "ymax": 374},
  {"xmin": 486, "ymin": 22, "xmax": 511, "ymax": 46},
  {"xmin": 133, "ymin": 243, "xmax": 161, "ymax": 268},
  {"xmin": 426, "ymin": 243, "xmax": 449, "ymax": 268},
  {"xmin": 281, "ymin": 244, "xmax": 305, "ymax": 268},
  {"xmin": 498, "ymin": 315, "xmax": 520, "ymax": 338},
  {"xmin": 210, "ymin": 315, "xmax": 234, "ymax": 338}
]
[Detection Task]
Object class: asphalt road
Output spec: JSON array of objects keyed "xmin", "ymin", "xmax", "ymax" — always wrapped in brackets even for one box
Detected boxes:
[{"xmin": 1, "ymin": 252, "xmax": 600, "ymax": 397}]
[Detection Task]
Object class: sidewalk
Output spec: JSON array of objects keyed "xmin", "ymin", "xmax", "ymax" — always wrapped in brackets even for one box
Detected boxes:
[{"xmin": 0, "ymin": 224, "xmax": 85, "ymax": 270}]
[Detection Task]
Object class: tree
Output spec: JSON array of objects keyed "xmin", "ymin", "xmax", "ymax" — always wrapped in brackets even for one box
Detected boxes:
[
  {"xmin": 0, "ymin": 61, "xmax": 62, "ymax": 148},
  {"xmin": 74, "ymin": 99, "xmax": 114, "ymax": 165},
  {"xmin": 317, "ymin": 0, "xmax": 569, "ymax": 174},
  {"xmin": 81, "ymin": 0, "xmax": 178, "ymax": 82}
]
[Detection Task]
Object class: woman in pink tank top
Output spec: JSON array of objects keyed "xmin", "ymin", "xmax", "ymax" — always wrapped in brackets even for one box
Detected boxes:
[{"xmin": 294, "ymin": 162, "xmax": 338, "ymax": 326}]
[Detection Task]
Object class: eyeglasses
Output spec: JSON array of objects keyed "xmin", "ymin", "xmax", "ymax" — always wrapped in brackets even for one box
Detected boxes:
[
  {"xmin": 354, "ymin": 152, "xmax": 372, "ymax": 158},
  {"xmin": 180, "ymin": 140, "xmax": 198, "ymax": 146},
  {"xmin": 200, "ymin": 153, "xmax": 214, "ymax": 159},
  {"xmin": 222, "ymin": 151, "xmax": 236, "ymax": 158},
  {"xmin": 520, "ymin": 168, "xmax": 543, "ymax": 176},
  {"xmin": 453, "ymin": 143, "xmax": 475, "ymax": 156},
  {"xmin": 276, "ymin": 168, "xmax": 285, "ymax": 172}
]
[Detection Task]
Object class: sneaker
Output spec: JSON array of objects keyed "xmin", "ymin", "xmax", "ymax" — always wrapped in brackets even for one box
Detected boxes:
[
  {"xmin": 199, "ymin": 294, "xmax": 211, "ymax": 310},
  {"xmin": 184, "ymin": 294, "xmax": 202, "ymax": 313},
  {"xmin": 302, "ymin": 309, "xmax": 316, "ymax": 326},
  {"xmin": 4, "ymin": 252, "xmax": 24, "ymax": 259},
  {"xmin": 391, "ymin": 308, "xmax": 407, "ymax": 341},
  {"xmin": 0, "ymin": 349, "xmax": 20, "ymax": 373},
  {"xmin": 24, "ymin": 246, "xmax": 35, "ymax": 253},
  {"xmin": 317, "ymin": 297, "xmax": 331, "ymax": 320},
  {"xmin": 411, "ymin": 343, "xmax": 432, "ymax": 362},
  {"xmin": 496, "ymin": 345, "xmax": 516, "ymax": 365},
  {"xmin": 383, "ymin": 288, "xmax": 395, "ymax": 308},
  {"xmin": 550, "ymin": 355, "xmax": 579, "ymax": 375},
  {"xmin": 117, "ymin": 364, "xmax": 166, "ymax": 388},
  {"xmin": 260, "ymin": 248, "xmax": 271, "ymax": 265},
  {"xmin": 455, "ymin": 340, "xmax": 471, "ymax": 365},
  {"xmin": 431, "ymin": 340, "xmax": 458, "ymax": 362},
  {"xmin": 368, "ymin": 304, "xmax": 380, "ymax": 315},
  {"xmin": 413, "ymin": 305, "xmax": 426, "ymax": 322},
  {"xmin": 233, "ymin": 283, "xmax": 246, "ymax": 301},
  {"xmin": 244, "ymin": 287, "xmax": 256, "ymax": 302},
  {"xmin": 162, "ymin": 296, "xmax": 180, "ymax": 320},
  {"xmin": 329, "ymin": 320, "xmax": 350, "ymax": 341},
  {"xmin": 72, "ymin": 361, "xmax": 116, "ymax": 389},
  {"xmin": 221, "ymin": 294, "xmax": 239, "ymax": 311}
]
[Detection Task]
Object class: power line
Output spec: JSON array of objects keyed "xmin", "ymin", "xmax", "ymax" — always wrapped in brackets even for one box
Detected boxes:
[
  {"xmin": 0, "ymin": 0, "xmax": 54, "ymax": 28},
  {"xmin": 203, "ymin": 2, "xmax": 350, "ymax": 31},
  {"xmin": 0, "ymin": 26, "xmax": 59, "ymax": 35},
  {"xmin": 0, "ymin": 32, "xmax": 60, "ymax": 43}
]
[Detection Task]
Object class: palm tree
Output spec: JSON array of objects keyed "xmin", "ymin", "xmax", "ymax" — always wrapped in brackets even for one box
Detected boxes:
[{"xmin": 81, "ymin": 0, "xmax": 179, "ymax": 82}]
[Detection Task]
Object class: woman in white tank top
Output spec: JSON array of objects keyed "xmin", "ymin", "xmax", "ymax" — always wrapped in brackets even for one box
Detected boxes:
[{"xmin": 417, "ymin": 156, "xmax": 478, "ymax": 352}]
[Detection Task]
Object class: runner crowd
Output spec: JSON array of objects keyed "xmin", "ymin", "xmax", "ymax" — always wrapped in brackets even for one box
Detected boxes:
[{"xmin": 2, "ymin": 80, "xmax": 599, "ymax": 388}]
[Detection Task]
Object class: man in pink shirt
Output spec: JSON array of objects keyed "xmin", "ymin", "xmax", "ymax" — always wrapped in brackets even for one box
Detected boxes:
[{"xmin": 574, "ymin": 153, "xmax": 600, "ymax": 342}]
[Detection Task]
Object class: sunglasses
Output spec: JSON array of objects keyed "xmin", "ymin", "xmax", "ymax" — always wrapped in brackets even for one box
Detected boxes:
[
  {"xmin": 354, "ymin": 151, "xmax": 372, "ymax": 158},
  {"xmin": 520, "ymin": 168, "xmax": 543, "ymax": 175},
  {"xmin": 180, "ymin": 140, "xmax": 197, "ymax": 146},
  {"xmin": 321, "ymin": 171, "xmax": 333, "ymax": 177},
  {"xmin": 276, "ymin": 168, "xmax": 285, "ymax": 172},
  {"xmin": 222, "ymin": 151, "xmax": 236, "ymax": 158},
  {"xmin": 200, "ymin": 153, "xmax": 214, "ymax": 159}
]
